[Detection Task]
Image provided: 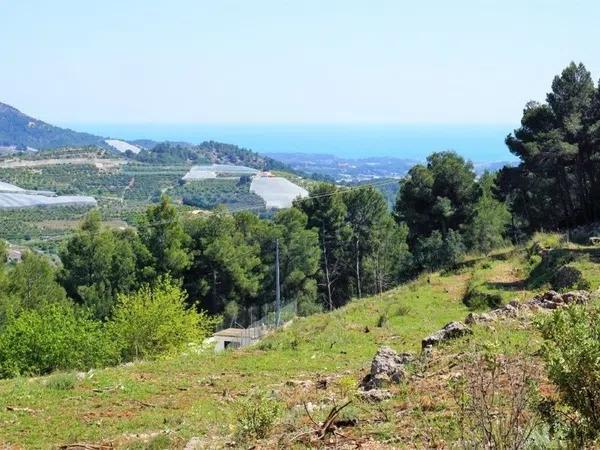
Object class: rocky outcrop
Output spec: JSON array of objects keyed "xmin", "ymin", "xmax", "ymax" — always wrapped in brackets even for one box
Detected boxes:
[
  {"xmin": 465, "ymin": 290, "xmax": 592, "ymax": 324},
  {"xmin": 421, "ymin": 321, "xmax": 472, "ymax": 349},
  {"xmin": 360, "ymin": 346, "xmax": 413, "ymax": 392}
]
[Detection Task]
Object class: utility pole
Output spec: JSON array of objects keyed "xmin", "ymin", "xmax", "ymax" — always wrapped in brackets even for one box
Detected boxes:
[
  {"xmin": 275, "ymin": 239, "xmax": 281, "ymax": 327},
  {"xmin": 355, "ymin": 237, "xmax": 361, "ymax": 299}
]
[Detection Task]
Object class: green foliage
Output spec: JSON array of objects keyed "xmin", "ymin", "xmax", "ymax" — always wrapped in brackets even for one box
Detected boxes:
[
  {"xmin": 396, "ymin": 151, "xmax": 478, "ymax": 243},
  {"xmin": 59, "ymin": 210, "xmax": 154, "ymax": 319},
  {"xmin": 0, "ymin": 302, "xmax": 119, "ymax": 377},
  {"xmin": 273, "ymin": 208, "xmax": 321, "ymax": 312},
  {"xmin": 235, "ymin": 391, "xmax": 282, "ymax": 440},
  {"xmin": 175, "ymin": 178, "xmax": 265, "ymax": 210},
  {"xmin": 185, "ymin": 207, "xmax": 263, "ymax": 315},
  {"xmin": 296, "ymin": 182, "xmax": 353, "ymax": 309},
  {"xmin": 415, "ymin": 229, "xmax": 465, "ymax": 272},
  {"xmin": 45, "ymin": 373, "xmax": 77, "ymax": 391},
  {"xmin": 525, "ymin": 248, "xmax": 595, "ymax": 291},
  {"xmin": 109, "ymin": 277, "xmax": 218, "ymax": 361},
  {"xmin": 0, "ymin": 251, "xmax": 67, "ymax": 326},
  {"xmin": 7, "ymin": 251, "xmax": 66, "ymax": 309},
  {"xmin": 138, "ymin": 196, "xmax": 191, "ymax": 277},
  {"xmin": 499, "ymin": 62, "xmax": 600, "ymax": 232},
  {"xmin": 537, "ymin": 306, "xmax": 600, "ymax": 446},
  {"xmin": 0, "ymin": 240, "xmax": 7, "ymax": 263},
  {"xmin": 466, "ymin": 172, "xmax": 511, "ymax": 254},
  {"xmin": 134, "ymin": 141, "xmax": 291, "ymax": 172},
  {"xmin": 551, "ymin": 265, "xmax": 588, "ymax": 291}
]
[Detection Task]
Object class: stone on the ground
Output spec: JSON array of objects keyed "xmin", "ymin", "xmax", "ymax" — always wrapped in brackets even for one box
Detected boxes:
[
  {"xmin": 361, "ymin": 346, "xmax": 413, "ymax": 390},
  {"xmin": 465, "ymin": 312, "xmax": 495, "ymax": 325},
  {"xmin": 358, "ymin": 388, "xmax": 393, "ymax": 402},
  {"xmin": 421, "ymin": 321, "xmax": 472, "ymax": 349}
]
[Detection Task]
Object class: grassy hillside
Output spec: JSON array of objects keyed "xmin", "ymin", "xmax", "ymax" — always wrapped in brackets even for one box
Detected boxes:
[{"xmin": 5, "ymin": 240, "xmax": 591, "ymax": 448}]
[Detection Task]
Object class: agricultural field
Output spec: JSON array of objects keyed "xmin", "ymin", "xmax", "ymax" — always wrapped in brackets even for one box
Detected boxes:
[{"xmin": 250, "ymin": 176, "xmax": 308, "ymax": 208}]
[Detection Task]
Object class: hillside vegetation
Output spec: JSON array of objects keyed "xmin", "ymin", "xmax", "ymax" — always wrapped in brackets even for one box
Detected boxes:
[
  {"xmin": 0, "ymin": 102, "xmax": 104, "ymax": 149},
  {"xmin": 0, "ymin": 238, "xmax": 598, "ymax": 448}
]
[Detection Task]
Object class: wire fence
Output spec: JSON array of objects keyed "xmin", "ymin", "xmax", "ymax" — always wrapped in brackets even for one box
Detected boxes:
[{"xmin": 214, "ymin": 296, "xmax": 298, "ymax": 341}]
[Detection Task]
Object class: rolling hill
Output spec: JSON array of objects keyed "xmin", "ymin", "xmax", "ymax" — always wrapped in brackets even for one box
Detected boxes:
[{"xmin": 0, "ymin": 102, "xmax": 105, "ymax": 150}]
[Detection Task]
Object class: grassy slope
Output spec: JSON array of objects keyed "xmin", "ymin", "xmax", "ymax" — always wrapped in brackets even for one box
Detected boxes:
[{"xmin": 1, "ymin": 244, "xmax": 599, "ymax": 448}]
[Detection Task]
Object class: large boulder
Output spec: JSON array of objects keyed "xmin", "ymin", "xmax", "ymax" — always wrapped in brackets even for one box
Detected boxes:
[
  {"xmin": 421, "ymin": 321, "xmax": 472, "ymax": 349},
  {"xmin": 361, "ymin": 346, "xmax": 413, "ymax": 391}
]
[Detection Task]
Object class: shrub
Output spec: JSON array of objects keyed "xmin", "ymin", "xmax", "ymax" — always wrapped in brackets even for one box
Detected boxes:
[
  {"xmin": 377, "ymin": 312, "xmax": 388, "ymax": 328},
  {"xmin": 0, "ymin": 303, "xmax": 119, "ymax": 378},
  {"xmin": 537, "ymin": 306, "xmax": 600, "ymax": 446},
  {"xmin": 46, "ymin": 373, "xmax": 77, "ymax": 391},
  {"xmin": 551, "ymin": 265, "xmax": 589, "ymax": 291},
  {"xmin": 463, "ymin": 286, "xmax": 504, "ymax": 310},
  {"xmin": 236, "ymin": 391, "xmax": 282, "ymax": 440},
  {"xmin": 450, "ymin": 351, "xmax": 541, "ymax": 449},
  {"xmin": 109, "ymin": 277, "xmax": 218, "ymax": 361},
  {"xmin": 530, "ymin": 232, "xmax": 565, "ymax": 250}
]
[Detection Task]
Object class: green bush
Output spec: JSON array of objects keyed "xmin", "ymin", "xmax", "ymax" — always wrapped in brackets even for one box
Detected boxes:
[
  {"xmin": 537, "ymin": 306, "xmax": 600, "ymax": 446},
  {"xmin": 236, "ymin": 391, "xmax": 282, "ymax": 440},
  {"xmin": 0, "ymin": 303, "xmax": 119, "ymax": 378},
  {"xmin": 109, "ymin": 277, "xmax": 218, "ymax": 361},
  {"xmin": 463, "ymin": 286, "xmax": 504, "ymax": 310},
  {"xmin": 46, "ymin": 373, "xmax": 77, "ymax": 391},
  {"xmin": 551, "ymin": 265, "xmax": 589, "ymax": 291}
]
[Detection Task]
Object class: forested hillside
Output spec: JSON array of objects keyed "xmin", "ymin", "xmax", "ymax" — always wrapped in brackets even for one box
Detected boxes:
[{"xmin": 0, "ymin": 102, "xmax": 104, "ymax": 149}]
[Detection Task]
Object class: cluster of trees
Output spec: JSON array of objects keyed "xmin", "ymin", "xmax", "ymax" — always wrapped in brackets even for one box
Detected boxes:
[
  {"xmin": 133, "ymin": 141, "xmax": 291, "ymax": 172},
  {"xmin": 497, "ymin": 62, "xmax": 600, "ymax": 232},
  {"xmin": 395, "ymin": 152, "xmax": 510, "ymax": 270},
  {"xmin": 3, "ymin": 62, "xmax": 599, "ymax": 379},
  {"xmin": 0, "ymin": 239, "xmax": 217, "ymax": 377}
]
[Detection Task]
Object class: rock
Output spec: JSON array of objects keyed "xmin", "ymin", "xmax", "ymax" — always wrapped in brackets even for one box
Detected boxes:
[
  {"xmin": 508, "ymin": 299, "xmax": 521, "ymax": 308},
  {"xmin": 285, "ymin": 379, "xmax": 314, "ymax": 390},
  {"xmin": 465, "ymin": 312, "xmax": 495, "ymax": 325},
  {"xmin": 496, "ymin": 303, "xmax": 519, "ymax": 317},
  {"xmin": 358, "ymin": 388, "xmax": 393, "ymax": 402},
  {"xmin": 562, "ymin": 290, "xmax": 591, "ymax": 304},
  {"xmin": 361, "ymin": 346, "xmax": 413, "ymax": 390},
  {"xmin": 184, "ymin": 437, "xmax": 202, "ymax": 450},
  {"xmin": 421, "ymin": 321, "xmax": 472, "ymax": 349}
]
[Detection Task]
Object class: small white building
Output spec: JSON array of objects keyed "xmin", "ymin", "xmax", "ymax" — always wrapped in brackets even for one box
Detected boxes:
[{"xmin": 212, "ymin": 326, "xmax": 268, "ymax": 352}]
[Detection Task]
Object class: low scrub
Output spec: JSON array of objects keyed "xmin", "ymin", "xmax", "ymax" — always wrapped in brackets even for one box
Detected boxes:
[
  {"xmin": 235, "ymin": 391, "xmax": 282, "ymax": 440},
  {"xmin": 450, "ymin": 350, "xmax": 541, "ymax": 449},
  {"xmin": 537, "ymin": 306, "xmax": 600, "ymax": 447}
]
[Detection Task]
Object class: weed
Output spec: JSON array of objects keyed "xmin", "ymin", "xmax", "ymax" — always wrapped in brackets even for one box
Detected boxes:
[
  {"xmin": 45, "ymin": 373, "xmax": 77, "ymax": 391},
  {"xmin": 236, "ymin": 391, "xmax": 282, "ymax": 440}
]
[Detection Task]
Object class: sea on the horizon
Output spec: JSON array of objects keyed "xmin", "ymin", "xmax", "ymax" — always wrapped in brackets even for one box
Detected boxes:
[{"xmin": 66, "ymin": 123, "xmax": 518, "ymax": 163}]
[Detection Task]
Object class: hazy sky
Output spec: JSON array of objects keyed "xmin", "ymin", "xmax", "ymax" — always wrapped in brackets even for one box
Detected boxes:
[{"xmin": 2, "ymin": 0, "xmax": 599, "ymax": 124}]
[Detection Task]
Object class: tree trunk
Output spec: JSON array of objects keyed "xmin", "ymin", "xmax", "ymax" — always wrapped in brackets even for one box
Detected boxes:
[
  {"xmin": 323, "ymin": 243, "xmax": 333, "ymax": 311},
  {"xmin": 355, "ymin": 237, "xmax": 361, "ymax": 299}
]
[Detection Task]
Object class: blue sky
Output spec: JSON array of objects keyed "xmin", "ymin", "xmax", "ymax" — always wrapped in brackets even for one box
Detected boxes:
[{"xmin": 1, "ymin": 0, "xmax": 599, "ymax": 124}]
